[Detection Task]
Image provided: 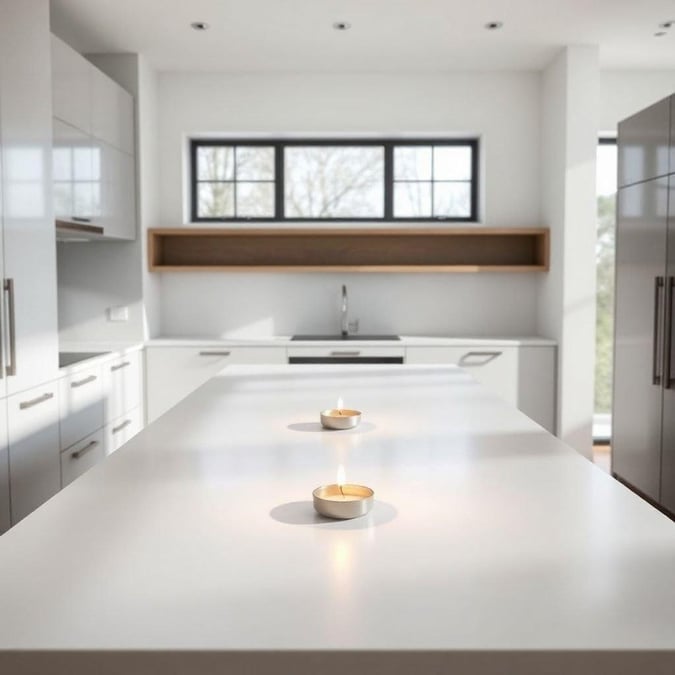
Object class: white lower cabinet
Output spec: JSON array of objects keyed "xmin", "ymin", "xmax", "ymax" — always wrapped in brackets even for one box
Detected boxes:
[
  {"xmin": 55, "ymin": 350, "xmax": 145, "ymax": 491},
  {"xmin": 61, "ymin": 428, "xmax": 105, "ymax": 488},
  {"xmin": 7, "ymin": 383, "xmax": 60, "ymax": 524},
  {"xmin": 146, "ymin": 346, "xmax": 287, "ymax": 423},
  {"xmin": 103, "ymin": 350, "xmax": 142, "ymax": 422},
  {"xmin": 405, "ymin": 345, "xmax": 556, "ymax": 433},
  {"xmin": 104, "ymin": 407, "xmax": 142, "ymax": 456},
  {"xmin": 0, "ymin": 402, "xmax": 9, "ymax": 534},
  {"xmin": 58, "ymin": 364, "xmax": 104, "ymax": 450}
]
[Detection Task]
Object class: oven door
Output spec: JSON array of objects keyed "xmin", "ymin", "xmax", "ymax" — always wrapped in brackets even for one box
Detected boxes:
[{"xmin": 287, "ymin": 346, "xmax": 405, "ymax": 365}]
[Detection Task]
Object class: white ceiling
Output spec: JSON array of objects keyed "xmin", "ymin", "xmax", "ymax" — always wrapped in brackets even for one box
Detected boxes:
[{"xmin": 50, "ymin": 0, "xmax": 675, "ymax": 72}]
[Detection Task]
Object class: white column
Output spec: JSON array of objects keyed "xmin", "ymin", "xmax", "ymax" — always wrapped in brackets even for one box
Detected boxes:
[{"xmin": 538, "ymin": 45, "xmax": 599, "ymax": 458}]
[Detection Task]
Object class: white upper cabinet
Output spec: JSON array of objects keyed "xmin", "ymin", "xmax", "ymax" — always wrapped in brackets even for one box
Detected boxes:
[
  {"xmin": 53, "ymin": 118, "xmax": 98, "ymax": 225},
  {"xmin": 51, "ymin": 35, "xmax": 92, "ymax": 134},
  {"xmin": 91, "ymin": 70, "xmax": 134, "ymax": 154},
  {"xmin": 51, "ymin": 33, "xmax": 136, "ymax": 240},
  {"xmin": 0, "ymin": 0, "xmax": 59, "ymax": 395}
]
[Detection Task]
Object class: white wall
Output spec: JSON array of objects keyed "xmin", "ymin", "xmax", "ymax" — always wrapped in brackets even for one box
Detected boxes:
[
  {"xmin": 599, "ymin": 71, "xmax": 675, "ymax": 132},
  {"xmin": 156, "ymin": 71, "xmax": 543, "ymax": 338}
]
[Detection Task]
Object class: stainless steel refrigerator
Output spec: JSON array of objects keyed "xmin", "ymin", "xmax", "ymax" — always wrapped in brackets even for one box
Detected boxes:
[{"xmin": 613, "ymin": 94, "xmax": 675, "ymax": 514}]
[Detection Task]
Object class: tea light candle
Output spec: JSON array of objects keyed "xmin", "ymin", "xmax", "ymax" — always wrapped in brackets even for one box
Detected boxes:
[
  {"xmin": 320, "ymin": 397, "xmax": 362, "ymax": 430},
  {"xmin": 313, "ymin": 465, "xmax": 374, "ymax": 520}
]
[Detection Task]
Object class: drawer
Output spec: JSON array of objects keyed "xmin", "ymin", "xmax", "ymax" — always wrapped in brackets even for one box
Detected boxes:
[
  {"xmin": 104, "ymin": 407, "xmax": 142, "ymax": 456},
  {"xmin": 58, "ymin": 364, "xmax": 104, "ymax": 450},
  {"xmin": 287, "ymin": 346, "xmax": 405, "ymax": 359},
  {"xmin": 145, "ymin": 346, "xmax": 286, "ymax": 422},
  {"xmin": 7, "ymin": 383, "xmax": 61, "ymax": 524},
  {"xmin": 103, "ymin": 351, "xmax": 142, "ymax": 422},
  {"xmin": 61, "ymin": 428, "xmax": 105, "ymax": 488}
]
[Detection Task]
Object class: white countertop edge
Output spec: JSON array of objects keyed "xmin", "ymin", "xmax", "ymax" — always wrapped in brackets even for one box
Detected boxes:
[
  {"xmin": 57, "ymin": 342, "xmax": 144, "ymax": 376},
  {"xmin": 144, "ymin": 335, "xmax": 557, "ymax": 348}
]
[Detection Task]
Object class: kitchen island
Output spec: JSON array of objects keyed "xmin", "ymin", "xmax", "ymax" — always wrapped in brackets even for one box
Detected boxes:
[{"xmin": 0, "ymin": 365, "xmax": 674, "ymax": 674}]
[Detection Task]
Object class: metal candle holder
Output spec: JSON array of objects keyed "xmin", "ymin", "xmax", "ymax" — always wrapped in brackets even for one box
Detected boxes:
[
  {"xmin": 312, "ymin": 483, "xmax": 374, "ymax": 519},
  {"xmin": 320, "ymin": 408, "xmax": 362, "ymax": 430}
]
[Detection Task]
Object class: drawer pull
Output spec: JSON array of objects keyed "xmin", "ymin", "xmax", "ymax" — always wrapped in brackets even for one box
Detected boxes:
[
  {"xmin": 199, "ymin": 351, "xmax": 231, "ymax": 357},
  {"xmin": 71, "ymin": 374, "xmax": 97, "ymax": 388},
  {"xmin": 459, "ymin": 351, "xmax": 503, "ymax": 367},
  {"xmin": 71, "ymin": 440, "xmax": 99, "ymax": 459},
  {"xmin": 110, "ymin": 361, "xmax": 131, "ymax": 372},
  {"xmin": 330, "ymin": 350, "xmax": 361, "ymax": 357},
  {"xmin": 112, "ymin": 419, "xmax": 132, "ymax": 434},
  {"xmin": 19, "ymin": 392, "xmax": 54, "ymax": 410}
]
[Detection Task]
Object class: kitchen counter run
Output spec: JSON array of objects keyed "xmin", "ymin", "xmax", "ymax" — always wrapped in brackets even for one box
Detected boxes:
[
  {"xmin": 146, "ymin": 334, "xmax": 556, "ymax": 347},
  {"xmin": 0, "ymin": 365, "xmax": 673, "ymax": 675}
]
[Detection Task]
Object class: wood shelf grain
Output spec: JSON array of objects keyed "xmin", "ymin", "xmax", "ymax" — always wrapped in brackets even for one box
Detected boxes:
[{"xmin": 148, "ymin": 227, "xmax": 550, "ymax": 273}]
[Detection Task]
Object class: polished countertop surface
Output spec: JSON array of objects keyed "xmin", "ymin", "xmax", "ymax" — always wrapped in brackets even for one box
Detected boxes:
[{"xmin": 0, "ymin": 365, "xmax": 673, "ymax": 674}]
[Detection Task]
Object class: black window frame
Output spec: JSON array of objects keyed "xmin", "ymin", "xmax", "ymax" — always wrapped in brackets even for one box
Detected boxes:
[{"xmin": 190, "ymin": 138, "xmax": 479, "ymax": 223}]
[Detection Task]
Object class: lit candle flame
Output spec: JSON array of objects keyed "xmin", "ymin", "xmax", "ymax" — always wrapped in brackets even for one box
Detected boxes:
[
  {"xmin": 337, "ymin": 464, "xmax": 346, "ymax": 497},
  {"xmin": 337, "ymin": 397, "xmax": 344, "ymax": 415}
]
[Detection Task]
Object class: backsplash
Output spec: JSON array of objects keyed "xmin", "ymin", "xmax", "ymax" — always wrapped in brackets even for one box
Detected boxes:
[{"xmin": 159, "ymin": 271, "xmax": 538, "ymax": 338}]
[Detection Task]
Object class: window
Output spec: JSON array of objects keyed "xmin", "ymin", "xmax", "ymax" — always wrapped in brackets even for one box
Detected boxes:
[
  {"xmin": 190, "ymin": 139, "xmax": 478, "ymax": 222},
  {"xmin": 393, "ymin": 145, "xmax": 473, "ymax": 218},
  {"xmin": 594, "ymin": 137, "xmax": 617, "ymax": 443},
  {"xmin": 193, "ymin": 143, "xmax": 276, "ymax": 219}
]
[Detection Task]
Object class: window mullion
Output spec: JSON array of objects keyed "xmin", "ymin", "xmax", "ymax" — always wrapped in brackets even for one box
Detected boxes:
[
  {"xmin": 384, "ymin": 143, "xmax": 393, "ymax": 220},
  {"xmin": 275, "ymin": 143, "xmax": 284, "ymax": 220}
]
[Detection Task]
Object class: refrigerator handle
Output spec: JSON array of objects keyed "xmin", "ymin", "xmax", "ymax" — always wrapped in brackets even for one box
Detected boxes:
[
  {"xmin": 665, "ymin": 276, "xmax": 675, "ymax": 389},
  {"xmin": 653, "ymin": 276, "xmax": 665, "ymax": 386}
]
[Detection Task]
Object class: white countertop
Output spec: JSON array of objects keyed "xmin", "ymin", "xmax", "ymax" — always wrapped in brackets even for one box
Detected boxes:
[
  {"xmin": 57, "ymin": 341, "xmax": 144, "ymax": 375},
  {"xmin": 146, "ymin": 334, "xmax": 556, "ymax": 347},
  {"xmin": 1, "ymin": 364, "xmax": 672, "ymax": 674}
]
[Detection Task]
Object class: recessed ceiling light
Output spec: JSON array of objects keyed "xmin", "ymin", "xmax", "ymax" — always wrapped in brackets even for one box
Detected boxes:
[
  {"xmin": 191, "ymin": 21, "xmax": 209, "ymax": 31},
  {"xmin": 484, "ymin": 21, "xmax": 503, "ymax": 30},
  {"xmin": 659, "ymin": 20, "xmax": 674, "ymax": 29},
  {"xmin": 654, "ymin": 31, "xmax": 667, "ymax": 37},
  {"xmin": 333, "ymin": 21, "xmax": 351, "ymax": 31}
]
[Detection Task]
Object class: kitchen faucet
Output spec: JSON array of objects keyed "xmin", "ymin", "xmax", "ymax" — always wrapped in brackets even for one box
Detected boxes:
[{"xmin": 341, "ymin": 284, "xmax": 348, "ymax": 337}]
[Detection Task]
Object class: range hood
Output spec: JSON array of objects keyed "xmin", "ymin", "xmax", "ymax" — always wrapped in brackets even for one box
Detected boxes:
[{"xmin": 55, "ymin": 219, "xmax": 104, "ymax": 242}]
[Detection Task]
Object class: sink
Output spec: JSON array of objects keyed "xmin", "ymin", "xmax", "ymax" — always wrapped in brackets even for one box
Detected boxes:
[
  {"xmin": 291, "ymin": 335, "xmax": 400, "ymax": 341},
  {"xmin": 59, "ymin": 351, "xmax": 111, "ymax": 368}
]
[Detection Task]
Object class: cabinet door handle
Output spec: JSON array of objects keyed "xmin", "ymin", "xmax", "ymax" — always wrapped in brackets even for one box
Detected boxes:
[
  {"xmin": 330, "ymin": 350, "xmax": 361, "ymax": 357},
  {"xmin": 71, "ymin": 440, "xmax": 99, "ymax": 459},
  {"xmin": 665, "ymin": 276, "xmax": 675, "ymax": 389},
  {"xmin": 112, "ymin": 419, "xmax": 132, "ymax": 434},
  {"xmin": 459, "ymin": 351, "xmax": 503, "ymax": 366},
  {"xmin": 70, "ymin": 374, "xmax": 97, "ymax": 388},
  {"xmin": 71, "ymin": 216, "xmax": 91, "ymax": 223},
  {"xmin": 19, "ymin": 392, "xmax": 54, "ymax": 410},
  {"xmin": 199, "ymin": 351, "xmax": 231, "ymax": 357},
  {"xmin": 653, "ymin": 276, "xmax": 665, "ymax": 386},
  {"xmin": 4, "ymin": 278, "xmax": 16, "ymax": 377},
  {"xmin": 110, "ymin": 361, "xmax": 131, "ymax": 372}
]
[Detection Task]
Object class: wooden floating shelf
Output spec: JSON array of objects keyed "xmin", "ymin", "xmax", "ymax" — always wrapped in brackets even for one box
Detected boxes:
[{"xmin": 148, "ymin": 227, "xmax": 549, "ymax": 273}]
